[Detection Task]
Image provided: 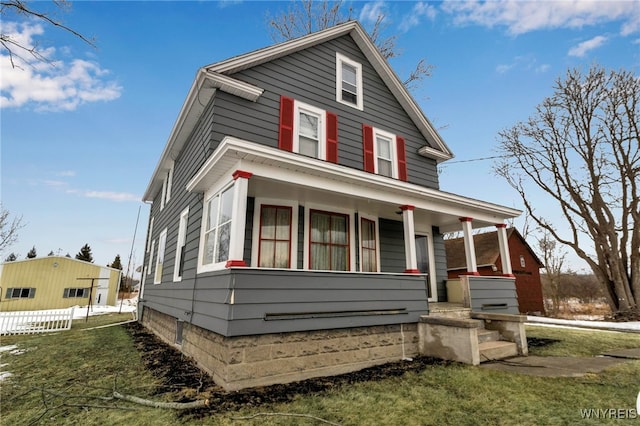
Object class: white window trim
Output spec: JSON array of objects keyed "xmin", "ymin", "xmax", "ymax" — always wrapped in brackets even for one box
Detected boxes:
[
  {"xmin": 148, "ymin": 240, "xmax": 155, "ymax": 276},
  {"xmin": 146, "ymin": 217, "xmax": 154, "ymax": 252},
  {"xmin": 160, "ymin": 178, "xmax": 167, "ymax": 211},
  {"xmin": 197, "ymin": 182, "xmax": 235, "ymax": 273},
  {"xmin": 358, "ymin": 214, "xmax": 381, "ymax": 273},
  {"xmin": 250, "ymin": 198, "xmax": 299, "ymax": 269},
  {"xmin": 302, "ymin": 202, "xmax": 356, "ymax": 271},
  {"xmin": 372, "ymin": 127, "xmax": 398, "ymax": 179},
  {"xmin": 166, "ymin": 161, "xmax": 174, "ymax": 204},
  {"xmin": 173, "ymin": 206, "xmax": 189, "ymax": 282},
  {"xmin": 336, "ymin": 52, "xmax": 363, "ymax": 111},
  {"xmin": 154, "ymin": 228, "xmax": 167, "ymax": 284},
  {"xmin": 414, "ymin": 224, "xmax": 439, "ymax": 302},
  {"xmin": 293, "ymin": 100, "xmax": 326, "ymax": 160}
]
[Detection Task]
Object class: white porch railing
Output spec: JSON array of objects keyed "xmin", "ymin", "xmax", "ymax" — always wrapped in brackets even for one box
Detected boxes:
[{"xmin": 0, "ymin": 308, "xmax": 75, "ymax": 335}]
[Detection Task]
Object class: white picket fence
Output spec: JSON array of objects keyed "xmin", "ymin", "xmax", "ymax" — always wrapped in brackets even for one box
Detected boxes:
[{"xmin": 0, "ymin": 308, "xmax": 75, "ymax": 335}]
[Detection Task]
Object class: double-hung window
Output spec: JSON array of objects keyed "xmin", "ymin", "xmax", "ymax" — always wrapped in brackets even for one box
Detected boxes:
[
  {"xmin": 309, "ymin": 210, "xmax": 349, "ymax": 271},
  {"xmin": 294, "ymin": 102, "xmax": 326, "ymax": 160},
  {"xmin": 336, "ymin": 53, "xmax": 363, "ymax": 110},
  {"xmin": 202, "ymin": 185, "xmax": 234, "ymax": 269},
  {"xmin": 173, "ymin": 207, "xmax": 189, "ymax": 282},
  {"xmin": 154, "ymin": 228, "xmax": 167, "ymax": 284},
  {"xmin": 63, "ymin": 288, "xmax": 89, "ymax": 298},
  {"xmin": 362, "ymin": 125, "xmax": 408, "ymax": 181},
  {"xmin": 258, "ymin": 205, "xmax": 292, "ymax": 268},
  {"xmin": 360, "ymin": 217, "xmax": 379, "ymax": 272}
]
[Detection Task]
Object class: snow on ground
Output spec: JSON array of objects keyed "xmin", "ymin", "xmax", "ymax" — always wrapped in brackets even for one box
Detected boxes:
[
  {"xmin": 527, "ymin": 315, "xmax": 640, "ymax": 333},
  {"xmin": 70, "ymin": 298, "xmax": 137, "ymax": 319}
]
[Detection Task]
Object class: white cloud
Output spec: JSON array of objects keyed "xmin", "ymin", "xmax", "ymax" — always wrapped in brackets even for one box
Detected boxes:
[
  {"xmin": 0, "ymin": 21, "xmax": 122, "ymax": 111},
  {"xmin": 66, "ymin": 189, "xmax": 139, "ymax": 202},
  {"xmin": 441, "ymin": 0, "xmax": 640, "ymax": 36},
  {"xmin": 400, "ymin": 2, "xmax": 438, "ymax": 32},
  {"xmin": 359, "ymin": 1, "xmax": 387, "ymax": 24},
  {"xmin": 568, "ymin": 35, "xmax": 608, "ymax": 57},
  {"xmin": 56, "ymin": 170, "xmax": 76, "ymax": 177},
  {"xmin": 495, "ymin": 55, "xmax": 549, "ymax": 74},
  {"xmin": 535, "ymin": 64, "xmax": 551, "ymax": 74}
]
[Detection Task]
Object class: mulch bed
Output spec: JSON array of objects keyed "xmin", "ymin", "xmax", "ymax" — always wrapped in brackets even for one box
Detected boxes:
[
  {"xmin": 605, "ymin": 309, "xmax": 640, "ymax": 322},
  {"xmin": 123, "ymin": 322, "xmax": 450, "ymax": 419}
]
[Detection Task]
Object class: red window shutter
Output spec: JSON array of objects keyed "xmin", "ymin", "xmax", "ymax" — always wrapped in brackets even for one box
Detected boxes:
[
  {"xmin": 362, "ymin": 124, "xmax": 374, "ymax": 173},
  {"xmin": 326, "ymin": 112, "xmax": 338, "ymax": 163},
  {"xmin": 278, "ymin": 96, "xmax": 294, "ymax": 152},
  {"xmin": 396, "ymin": 136, "xmax": 408, "ymax": 181}
]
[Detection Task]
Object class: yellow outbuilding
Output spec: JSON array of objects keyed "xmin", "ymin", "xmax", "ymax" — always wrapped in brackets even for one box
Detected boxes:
[{"xmin": 0, "ymin": 256, "xmax": 121, "ymax": 312}]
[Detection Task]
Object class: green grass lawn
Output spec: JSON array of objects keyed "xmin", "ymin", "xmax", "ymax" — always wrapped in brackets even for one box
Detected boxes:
[{"xmin": 1, "ymin": 319, "xmax": 638, "ymax": 425}]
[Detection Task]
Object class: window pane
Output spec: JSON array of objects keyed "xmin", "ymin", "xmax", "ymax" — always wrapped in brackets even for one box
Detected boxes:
[
  {"xmin": 219, "ymin": 187, "xmax": 234, "ymax": 224},
  {"xmin": 362, "ymin": 220, "xmax": 375, "ymax": 249},
  {"xmin": 216, "ymin": 222, "xmax": 231, "ymax": 263},
  {"xmin": 259, "ymin": 240, "xmax": 275, "ymax": 267},
  {"xmin": 311, "ymin": 243, "xmax": 329, "ymax": 270},
  {"xmin": 331, "ymin": 215, "xmax": 347, "ymax": 244},
  {"xmin": 311, "ymin": 212, "xmax": 330, "ymax": 243},
  {"xmin": 342, "ymin": 63, "xmax": 357, "ymax": 85},
  {"xmin": 206, "ymin": 196, "xmax": 219, "ymax": 231},
  {"xmin": 276, "ymin": 208, "xmax": 291, "ymax": 240},
  {"xmin": 261, "ymin": 207, "xmax": 276, "ymax": 239},
  {"xmin": 299, "ymin": 137, "xmax": 318, "ymax": 157},
  {"xmin": 204, "ymin": 230, "xmax": 215, "ymax": 264},
  {"xmin": 378, "ymin": 159, "xmax": 392, "ymax": 177},
  {"xmin": 274, "ymin": 241, "xmax": 290, "ymax": 268},
  {"xmin": 342, "ymin": 91, "xmax": 357, "ymax": 104},
  {"xmin": 332, "ymin": 246, "xmax": 348, "ymax": 271},
  {"xmin": 377, "ymin": 136, "xmax": 392, "ymax": 159},
  {"xmin": 299, "ymin": 112, "xmax": 318, "ymax": 139}
]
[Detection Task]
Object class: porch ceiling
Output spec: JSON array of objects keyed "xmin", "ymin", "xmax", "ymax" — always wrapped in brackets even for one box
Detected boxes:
[{"xmin": 186, "ymin": 137, "xmax": 521, "ymax": 233}]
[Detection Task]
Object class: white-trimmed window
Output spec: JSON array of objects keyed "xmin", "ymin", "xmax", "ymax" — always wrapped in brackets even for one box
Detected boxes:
[
  {"xmin": 148, "ymin": 240, "xmax": 155, "ymax": 276},
  {"xmin": 373, "ymin": 128, "xmax": 397, "ymax": 178},
  {"xmin": 154, "ymin": 228, "xmax": 167, "ymax": 284},
  {"xmin": 294, "ymin": 101, "xmax": 326, "ymax": 160},
  {"xmin": 146, "ymin": 217, "xmax": 154, "ymax": 252},
  {"xmin": 359, "ymin": 216, "xmax": 380, "ymax": 272},
  {"xmin": 63, "ymin": 288, "xmax": 89, "ymax": 298},
  {"xmin": 200, "ymin": 185, "xmax": 234, "ymax": 270},
  {"xmin": 160, "ymin": 161, "xmax": 174, "ymax": 210},
  {"xmin": 173, "ymin": 207, "xmax": 189, "ymax": 282},
  {"xmin": 336, "ymin": 52, "xmax": 363, "ymax": 110}
]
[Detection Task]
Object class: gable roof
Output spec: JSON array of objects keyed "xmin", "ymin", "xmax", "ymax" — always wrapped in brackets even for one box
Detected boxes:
[
  {"xmin": 143, "ymin": 21, "xmax": 453, "ymax": 202},
  {"xmin": 444, "ymin": 228, "xmax": 544, "ymax": 270},
  {"xmin": 0, "ymin": 255, "xmax": 121, "ymax": 272}
]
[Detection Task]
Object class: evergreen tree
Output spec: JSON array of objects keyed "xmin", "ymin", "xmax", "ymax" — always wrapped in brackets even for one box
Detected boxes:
[
  {"xmin": 75, "ymin": 244, "xmax": 94, "ymax": 263},
  {"xmin": 48, "ymin": 250, "xmax": 54, "ymax": 256},
  {"xmin": 5, "ymin": 253, "xmax": 17, "ymax": 262},
  {"xmin": 65, "ymin": 253, "xmax": 71, "ymax": 258},
  {"xmin": 108, "ymin": 254, "xmax": 123, "ymax": 270},
  {"xmin": 26, "ymin": 246, "xmax": 36, "ymax": 259}
]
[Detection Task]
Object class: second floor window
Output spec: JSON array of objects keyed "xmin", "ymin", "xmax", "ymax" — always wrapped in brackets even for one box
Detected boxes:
[{"xmin": 336, "ymin": 52, "xmax": 363, "ymax": 110}]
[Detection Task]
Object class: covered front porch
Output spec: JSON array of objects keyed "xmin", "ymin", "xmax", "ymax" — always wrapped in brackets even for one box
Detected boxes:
[{"xmin": 186, "ymin": 136, "xmax": 522, "ymax": 304}]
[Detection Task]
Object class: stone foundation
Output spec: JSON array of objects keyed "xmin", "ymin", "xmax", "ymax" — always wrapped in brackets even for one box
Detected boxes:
[{"xmin": 141, "ymin": 306, "xmax": 419, "ymax": 391}]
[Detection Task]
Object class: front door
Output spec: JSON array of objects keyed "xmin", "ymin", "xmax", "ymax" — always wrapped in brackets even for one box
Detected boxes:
[{"xmin": 415, "ymin": 235, "xmax": 436, "ymax": 300}]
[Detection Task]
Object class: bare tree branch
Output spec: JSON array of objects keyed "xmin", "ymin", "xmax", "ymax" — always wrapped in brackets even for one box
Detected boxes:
[
  {"xmin": 494, "ymin": 65, "xmax": 640, "ymax": 312},
  {"xmin": 0, "ymin": 205, "xmax": 24, "ymax": 254}
]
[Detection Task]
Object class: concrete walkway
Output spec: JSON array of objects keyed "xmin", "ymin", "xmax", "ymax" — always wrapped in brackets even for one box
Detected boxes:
[{"xmin": 481, "ymin": 348, "xmax": 640, "ymax": 377}]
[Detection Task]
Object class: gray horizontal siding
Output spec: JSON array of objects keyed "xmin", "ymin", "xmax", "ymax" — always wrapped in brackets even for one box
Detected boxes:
[
  {"xmin": 148, "ymin": 268, "xmax": 430, "ymax": 337},
  {"xmin": 379, "ymin": 218, "xmax": 405, "ymax": 273},
  {"xmin": 468, "ymin": 276, "xmax": 519, "ymax": 315}
]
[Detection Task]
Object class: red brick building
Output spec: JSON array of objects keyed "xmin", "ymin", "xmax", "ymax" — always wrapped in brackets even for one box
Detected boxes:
[{"xmin": 445, "ymin": 228, "xmax": 545, "ymax": 314}]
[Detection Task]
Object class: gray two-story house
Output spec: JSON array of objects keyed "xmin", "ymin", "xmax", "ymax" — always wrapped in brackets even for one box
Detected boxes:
[{"xmin": 140, "ymin": 21, "xmax": 524, "ymax": 390}]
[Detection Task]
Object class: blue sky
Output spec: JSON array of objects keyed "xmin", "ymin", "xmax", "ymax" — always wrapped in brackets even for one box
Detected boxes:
[{"xmin": 1, "ymin": 0, "xmax": 639, "ymax": 273}]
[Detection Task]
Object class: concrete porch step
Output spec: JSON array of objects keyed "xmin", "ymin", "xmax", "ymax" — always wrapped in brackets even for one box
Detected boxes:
[
  {"xmin": 428, "ymin": 303, "xmax": 471, "ymax": 319},
  {"xmin": 477, "ymin": 329, "xmax": 501, "ymax": 343},
  {"xmin": 479, "ymin": 341, "xmax": 518, "ymax": 362}
]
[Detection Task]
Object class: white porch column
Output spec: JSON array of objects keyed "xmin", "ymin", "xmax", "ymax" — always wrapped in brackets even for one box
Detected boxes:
[
  {"xmin": 459, "ymin": 217, "xmax": 479, "ymax": 275},
  {"xmin": 401, "ymin": 205, "xmax": 419, "ymax": 273},
  {"xmin": 226, "ymin": 170, "xmax": 252, "ymax": 268},
  {"xmin": 495, "ymin": 223, "xmax": 514, "ymax": 277}
]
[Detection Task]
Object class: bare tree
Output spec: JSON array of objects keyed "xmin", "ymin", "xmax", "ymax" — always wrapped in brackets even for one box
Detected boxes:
[
  {"xmin": 0, "ymin": 205, "xmax": 24, "ymax": 254},
  {"xmin": 1, "ymin": 0, "xmax": 94, "ymax": 68},
  {"xmin": 537, "ymin": 231, "xmax": 567, "ymax": 315},
  {"xmin": 266, "ymin": 0, "xmax": 433, "ymax": 90},
  {"xmin": 495, "ymin": 65, "xmax": 639, "ymax": 313}
]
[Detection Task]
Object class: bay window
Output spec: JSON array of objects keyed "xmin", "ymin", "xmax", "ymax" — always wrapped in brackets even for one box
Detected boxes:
[{"xmin": 202, "ymin": 185, "xmax": 234, "ymax": 267}]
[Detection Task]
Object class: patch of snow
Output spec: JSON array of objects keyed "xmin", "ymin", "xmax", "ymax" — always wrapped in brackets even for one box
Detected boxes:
[
  {"xmin": 0, "ymin": 371, "xmax": 12, "ymax": 381},
  {"xmin": 0, "ymin": 345, "xmax": 18, "ymax": 353},
  {"xmin": 71, "ymin": 298, "xmax": 137, "ymax": 319},
  {"xmin": 527, "ymin": 316, "xmax": 640, "ymax": 332}
]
